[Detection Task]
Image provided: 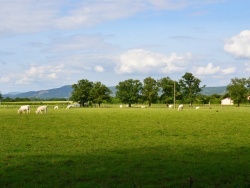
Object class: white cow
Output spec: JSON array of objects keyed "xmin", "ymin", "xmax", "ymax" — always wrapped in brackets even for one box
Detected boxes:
[
  {"xmin": 66, "ymin": 104, "xmax": 74, "ymax": 109},
  {"xmin": 36, "ymin": 105, "xmax": 47, "ymax": 114},
  {"xmin": 195, "ymin": 106, "xmax": 200, "ymax": 110},
  {"xmin": 168, "ymin": 104, "xmax": 173, "ymax": 108},
  {"xmin": 54, "ymin": 106, "xmax": 59, "ymax": 109},
  {"xmin": 178, "ymin": 104, "xmax": 184, "ymax": 111},
  {"xmin": 17, "ymin": 105, "xmax": 30, "ymax": 114}
]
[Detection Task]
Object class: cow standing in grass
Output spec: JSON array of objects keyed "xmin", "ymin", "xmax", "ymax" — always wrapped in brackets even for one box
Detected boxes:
[
  {"xmin": 36, "ymin": 105, "xmax": 47, "ymax": 114},
  {"xmin": 178, "ymin": 104, "xmax": 184, "ymax": 111},
  {"xmin": 17, "ymin": 105, "xmax": 30, "ymax": 114}
]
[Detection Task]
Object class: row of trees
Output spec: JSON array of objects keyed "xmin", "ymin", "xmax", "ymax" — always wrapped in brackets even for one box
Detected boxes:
[
  {"xmin": 70, "ymin": 72, "xmax": 250, "ymax": 107},
  {"xmin": 71, "ymin": 72, "xmax": 205, "ymax": 107},
  {"xmin": 1, "ymin": 72, "xmax": 249, "ymax": 107}
]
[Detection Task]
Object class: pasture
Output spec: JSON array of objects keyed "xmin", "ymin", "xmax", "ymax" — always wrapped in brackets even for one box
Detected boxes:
[{"xmin": 0, "ymin": 105, "xmax": 250, "ymax": 187}]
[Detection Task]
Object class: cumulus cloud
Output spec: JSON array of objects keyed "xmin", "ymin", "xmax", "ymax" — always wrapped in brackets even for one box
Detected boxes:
[
  {"xmin": 195, "ymin": 63, "xmax": 235, "ymax": 76},
  {"xmin": 94, "ymin": 66, "xmax": 105, "ymax": 73},
  {"xmin": 196, "ymin": 63, "xmax": 220, "ymax": 75},
  {"xmin": 16, "ymin": 64, "xmax": 64, "ymax": 84},
  {"xmin": 220, "ymin": 67, "xmax": 236, "ymax": 75},
  {"xmin": 115, "ymin": 49, "xmax": 191, "ymax": 74},
  {"xmin": 224, "ymin": 30, "xmax": 250, "ymax": 58}
]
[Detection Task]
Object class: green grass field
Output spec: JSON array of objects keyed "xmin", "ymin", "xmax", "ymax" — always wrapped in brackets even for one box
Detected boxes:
[{"xmin": 0, "ymin": 105, "xmax": 250, "ymax": 187}]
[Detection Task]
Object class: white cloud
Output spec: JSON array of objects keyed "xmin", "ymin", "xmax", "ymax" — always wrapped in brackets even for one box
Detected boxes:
[
  {"xmin": 94, "ymin": 66, "xmax": 105, "ymax": 73},
  {"xmin": 0, "ymin": 75, "xmax": 10, "ymax": 83},
  {"xmin": 195, "ymin": 63, "xmax": 236, "ymax": 76},
  {"xmin": 16, "ymin": 64, "xmax": 64, "ymax": 85},
  {"xmin": 0, "ymin": 0, "xmax": 225, "ymax": 35},
  {"xmin": 115, "ymin": 49, "xmax": 191, "ymax": 74},
  {"xmin": 224, "ymin": 30, "xmax": 250, "ymax": 59},
  {"xmin": 220, "ymin": 67, "xmax": 236, "ymax": 75},
  {"xmin": 245, "ymin": 62, "xmax": 250, "ymax": 72},
  {"xmin": 0, "ymin": 0, "xmax": 62, "ymax": 35},
  {"xmin": 196, "ymin": 63, "xmax": 220, "ymax": 75}
]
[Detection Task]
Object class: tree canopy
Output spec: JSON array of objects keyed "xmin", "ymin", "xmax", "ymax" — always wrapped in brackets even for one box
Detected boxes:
[
  {"xmin": 71, "ymin": 79, "xmax": 94, "ymax": 106},
  {"xmin": 227, "ymin": 77, "xmax": 250, "ymax": 106},
  {"xmin": 89, "ymin": 82, "xmax": 112, "ymax": 107},
  {"xmin": 179, "ymin": 72, "xmax": 205, "ymax": 106},
  {"xmin": 142, "ymin": 77, "xmax": 159, "ymax": 107},
  {"xmin": 115, "ymin": 79, "xmax": 142, "ymax": 107}
]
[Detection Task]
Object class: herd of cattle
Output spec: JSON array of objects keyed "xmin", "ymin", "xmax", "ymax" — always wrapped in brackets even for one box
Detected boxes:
[
  {"xmin": 17, "ymin": 104, "xmax": 196, "ymax": 114},
  {"xmin": 17, "ymin": 104, "xmax": 76, "ymax": 114}
]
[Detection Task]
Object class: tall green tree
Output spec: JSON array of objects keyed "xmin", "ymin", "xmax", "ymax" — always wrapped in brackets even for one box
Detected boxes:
[
  {"xmin": 179, "ymin": 72, "xmax": 205, "ymax": 106},
  {"xmin": 89, "ymin": 82, "xmax": 112, "ymax": 107},
  {"xmin": 227, "ymin": 77, "xmax": 250, "ymax": 107},
  {"xmin": 71, "ymin": 79, "xmax": 93, "ymax": 106},
  {"xmin": 142, "ymin": 77, "xmax": 159, "ymax": 107},
  {"xmin": 116, "ymin": 79, "xmax": 142, "ymax": 107},
  {"xmin": 158, "ymin": 77, "xmax": 180, "ymax": 105}
]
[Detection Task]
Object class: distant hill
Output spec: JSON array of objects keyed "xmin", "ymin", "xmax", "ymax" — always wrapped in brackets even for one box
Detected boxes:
[
  {"xmin": 3, "ymin": 85, "xmax": 73, "ymax": 99},
  {"xmin": 200, "ymin": 86, "xmax": 227, "ymax": 95},
  {"xmin": 3, "ymin": 85, "xmax": 227, "ymax": 99}
]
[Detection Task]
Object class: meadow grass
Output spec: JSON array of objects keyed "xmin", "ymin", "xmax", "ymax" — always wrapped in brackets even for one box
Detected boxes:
[{"xmin": 0, "ymin": 105, "xmax": 250, "ymax": 187}]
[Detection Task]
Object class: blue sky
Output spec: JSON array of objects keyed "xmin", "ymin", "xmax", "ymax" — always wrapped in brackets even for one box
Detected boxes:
[{"xmin": 0, "ymin": 0, "xmax": 250, "ymax": 94}]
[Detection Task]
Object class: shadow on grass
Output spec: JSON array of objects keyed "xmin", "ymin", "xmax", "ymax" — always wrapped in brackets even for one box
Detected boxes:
[{"xmin": 1, "ymin": 146, "xmax": 250, "ymax": 188}]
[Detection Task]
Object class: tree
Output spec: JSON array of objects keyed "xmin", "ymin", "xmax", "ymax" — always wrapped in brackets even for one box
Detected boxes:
[
  {"xmin": 115, "ymin": 79, "xmax": 142, "ymax": 107},
  {"xmin": 158, "ymin": 77, "xmax": 181, "ymax": 106},
  {"xmin": 142, "ymin": 77, "xmax": 159, "ymax": 107},
  {"xmin": 227, "ymin": 77, "xmax": 250, "ymax": 107},
  {"xmin": 179, "ymin": 72, "xmax": 205, "ymax": 106},
  {"xmin": 0, "ymin": 92, "xmax": 3, "ymax": 100},
  {"xmin": 0, "ymin": 92, "xmax": 3, "ymax": 105},
  {"xmin": 89, "ymin": 82, "xmax": 112, "ymax": 107},
  {"xmin": 71, "ymin": 79, "xmax": 94, "ymax": 106}
]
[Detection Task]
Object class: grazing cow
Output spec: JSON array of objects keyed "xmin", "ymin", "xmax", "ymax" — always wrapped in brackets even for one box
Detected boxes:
[
  {"xmin": 119, "ymin": 105, "xmax": 123, "ymax": 108},
  {"xmin": 54, "ymin": 106, "xmax": 59, "ymax": 109},
  {"xmin": 66, "ymin": 104, "xmax": 74, "ymax": 109},
  {"xmin": 195, "ymin": 106, "xmax": 200, "ymax": 109},
  {"xmin": 168, "ymin": 104, "xmax": 173, "ymax": 108},
  {"xmin": 178, "ymin": 104, "xmax": 184, "ymax": 111},
  {"xmin": 17, "ymin": 105, "xmax": 30, "ymax": 114},
  {"xmin": 36, "ymin": 105, "xmax": 47, "ymax": 114}
]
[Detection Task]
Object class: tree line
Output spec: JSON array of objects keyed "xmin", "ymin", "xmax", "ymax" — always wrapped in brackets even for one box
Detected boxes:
[
  {"xmin": 1, "ymin": 72, "xmax": 249, "ymax": 107},
  {"xmin": 70, "ymin": 72, "xmax": 204, "ymax": 107},
  {"xmin": 70, "ymin": 72, "xmax": 250, "ymax": 107}
]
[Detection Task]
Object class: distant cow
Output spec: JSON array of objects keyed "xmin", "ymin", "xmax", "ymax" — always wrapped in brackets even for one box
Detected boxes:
[
  {"xmin": 168, "ymin": 104, "xmax": 173, "ymax": 108},
  {"xmin": 195, "ymin": 106, "xmax": 200, "ymax": 110},
  {"xmin": 36, "ymin": 105, "xmax": 47, "ymax": 114},
  {"xmin": 178, "ymin": 104, "xmax": 184, "ymax": 111},
  {"xmin": 66, "ymin": 104, "xmax": 74, "ymax": 109},
  {"xmin": 54, "ymin": 106, "xmax": 59, "ymax": 109},
  {"xmin": 18, "ymin": 105, "xmax": 30, "ymax": 114}
]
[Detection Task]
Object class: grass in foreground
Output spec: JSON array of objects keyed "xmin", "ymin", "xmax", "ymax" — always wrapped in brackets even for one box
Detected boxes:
[{"xmin": 0, "ymin": 106, "xmax": 250, "ymax": 187}]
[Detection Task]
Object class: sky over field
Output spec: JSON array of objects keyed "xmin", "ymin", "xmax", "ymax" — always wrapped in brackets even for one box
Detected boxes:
[{"xmin": 0, "ymin": 0, "xmax": 250, "ymax": 93}]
